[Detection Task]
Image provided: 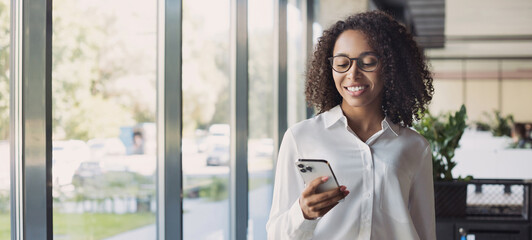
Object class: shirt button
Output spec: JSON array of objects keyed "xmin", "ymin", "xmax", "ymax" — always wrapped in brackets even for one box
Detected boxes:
[
  {"xmin": 366, "ymin": 192, "xmax": 372, "ymax": 198},
  {"xmin": 366, "ymin": 165, "xmax": 371, "ymax": 171}
]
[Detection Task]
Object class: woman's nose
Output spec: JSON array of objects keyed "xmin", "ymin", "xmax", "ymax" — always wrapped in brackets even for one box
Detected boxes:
[{"xmin": 346, "ymin": 60, "xmax": 360, "ymax": 78}]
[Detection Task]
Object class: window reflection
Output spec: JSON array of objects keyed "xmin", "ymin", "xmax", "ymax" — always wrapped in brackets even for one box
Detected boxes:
[
  {"xmin": 287, "ymin": 0, "xmax": 308, "ymax": 126},
  {"xmin": 182, "ymin": 0, "xmax": 231, "ymax": 239},
  {"xmin": 248, "ymin": 0, "xmax": 275, "ymax": 239},
  {"xmin": 0, "ymin": 0, "xmax": 10, "ymax": 238},
  {"xmin": 52, "ymin": 0, "xmax": 157, "ymax": 239}
]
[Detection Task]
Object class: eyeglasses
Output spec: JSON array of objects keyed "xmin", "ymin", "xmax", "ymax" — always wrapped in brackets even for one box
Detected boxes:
[{"xmin": 328, "ymin": 52, "xmax": 379, "ymax": 73}]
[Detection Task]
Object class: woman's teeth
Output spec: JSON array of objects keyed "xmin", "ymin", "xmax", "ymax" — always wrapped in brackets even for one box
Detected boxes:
[{"xmin": 347, "ymin": 86, "xmax": 365, "ymax": 92}]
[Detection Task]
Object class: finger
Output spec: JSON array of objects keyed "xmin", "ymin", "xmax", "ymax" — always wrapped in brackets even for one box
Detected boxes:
[
  {"xmin": 306, "ymin": 186, "xmax": 344, "ymax": 206},
  {"xmin": 310, "ymin": 191, "xmax": 349, "ymax": 210},
  {"xmin": 318, "ymin": 202, "xmax": 339, "ymax": 216},
  {"xmin": 301, "ymin": 176, "xmax": 329, "ymax": 197}
]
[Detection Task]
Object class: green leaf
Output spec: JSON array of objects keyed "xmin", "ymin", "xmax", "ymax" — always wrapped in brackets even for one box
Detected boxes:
[{"xmin": 413, "ymin": 104, "xmax": 469, "ymax": 181}]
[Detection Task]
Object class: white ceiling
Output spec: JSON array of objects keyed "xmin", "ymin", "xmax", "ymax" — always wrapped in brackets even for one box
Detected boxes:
[
  {"xmin": 427, "ymin": 0, "xmax": 532, "ymax": 58},
  {"xmin": 446, "ymin": 0, "xmax": 532, "ymax": 36}
]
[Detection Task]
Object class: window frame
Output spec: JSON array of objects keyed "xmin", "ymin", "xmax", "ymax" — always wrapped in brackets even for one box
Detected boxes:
[{"xmin": 9, "ymin": 0, "xmax": 297, "ymax": 239}]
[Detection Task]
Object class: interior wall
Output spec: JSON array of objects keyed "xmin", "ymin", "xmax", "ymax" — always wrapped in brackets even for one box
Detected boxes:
[
  {"xmin": 502, "ymin": 80, "xmax": 532, "ymax": 122},
  {"xmin": 430, "ymin": 59, "xmax": 532, "ymax": 123},
  {"xmin": 430, "ymin": 79, "xmax": 464, "ymax": 116},
  {"xmin": 316, "ymin": 0, "xmax": 368, "ymax": 29},
  {"xmin": 464, "ymin": 79, "xmax": 499, "ymax": 122}
]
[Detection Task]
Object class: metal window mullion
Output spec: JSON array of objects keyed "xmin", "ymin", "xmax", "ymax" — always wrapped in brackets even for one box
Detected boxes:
[
  {"xmin": 158, "ymin": 0, "xmax": 183, "ymax": 239},
  {"xmin": 274, "ymin": 0, "xmax": 288, "ymax": 163},
  {"xmin": 230, "ymin": 0, "xmax": 249, "ymax": 239},
  {"xmin": 304, "ymin": 0, "xmax": 314, "ymax": 119},
  {"xmin": 10, "ymin": 0, "xmax": 24, "ymax": 238},
  {"xmin": 10, "ymin": 0, "xmax": 53, "ymax": 239}
]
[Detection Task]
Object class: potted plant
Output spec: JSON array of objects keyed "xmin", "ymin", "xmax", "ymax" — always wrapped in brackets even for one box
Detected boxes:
[
  {"xmin": 488, "ymin": 110, "xmax": 514, "ymax": 137},
  {"xmin": 414, "ymin": 104, "xmax": 471, "ymax": 218},
  {"xmin": 475, "ymin": 110, "xmax": 514, "ymax": 136}
]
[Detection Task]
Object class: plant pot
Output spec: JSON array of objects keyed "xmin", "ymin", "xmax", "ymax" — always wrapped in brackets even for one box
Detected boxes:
[{"xmin": 434, "ymin": 181, "xmax": 467, "ymax": 218}]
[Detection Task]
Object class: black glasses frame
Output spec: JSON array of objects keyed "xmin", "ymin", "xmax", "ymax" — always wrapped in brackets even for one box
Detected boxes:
[{"xmin": 328, "ymin": 52, "xmax": 380, "ymax": 73}]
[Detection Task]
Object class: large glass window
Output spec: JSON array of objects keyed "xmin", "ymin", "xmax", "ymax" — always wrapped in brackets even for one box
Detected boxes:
[
  {"xmin": 52, "ymin": 0, "xmax": 157, "ymax": 239},
  {"xmin": 0, "ymin": 0, "xmax": 10, "ymax": 238},
  {"xmin": 248, "ymin": 0, "xmax": 274, "ymax": 239},
  {"xmin": 287, "ymin": 0, "xmax": 308, "ymax": 125},
  {"xmin": 182, "ymin": 0, "xmax": 231, "ymax": 239}
]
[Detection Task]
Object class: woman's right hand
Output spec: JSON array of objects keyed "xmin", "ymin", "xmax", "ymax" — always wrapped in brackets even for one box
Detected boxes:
[{"xmin": 299, "ymin": 176, "xmax": 349, "ymax": 219}]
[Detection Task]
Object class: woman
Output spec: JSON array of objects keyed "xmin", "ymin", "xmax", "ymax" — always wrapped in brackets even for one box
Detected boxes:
[{"xmin": 266, "ymin": 11, "xmax": 435, "ymax": 239}]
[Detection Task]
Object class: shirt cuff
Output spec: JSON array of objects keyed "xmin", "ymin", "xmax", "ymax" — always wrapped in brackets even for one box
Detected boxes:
[{"xmin": 289, "ymin": 199, "xmax": 320, "ymax": 232}]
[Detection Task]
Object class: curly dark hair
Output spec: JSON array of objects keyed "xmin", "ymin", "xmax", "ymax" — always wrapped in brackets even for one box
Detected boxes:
[{"xmin": 305, "ymin": 10, "xmax": 434, "ymax": 127}]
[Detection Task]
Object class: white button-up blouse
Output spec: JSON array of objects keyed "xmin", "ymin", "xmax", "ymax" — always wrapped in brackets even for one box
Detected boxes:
[{"xmin": 266, "ymin": 105, "xmax": 436, "ymax": 240}]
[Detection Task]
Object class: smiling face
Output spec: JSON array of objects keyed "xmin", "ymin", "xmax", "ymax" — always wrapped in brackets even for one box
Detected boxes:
[{"xmin": 332, "ymin": 30, "xmax": 384, "ymax": 113}]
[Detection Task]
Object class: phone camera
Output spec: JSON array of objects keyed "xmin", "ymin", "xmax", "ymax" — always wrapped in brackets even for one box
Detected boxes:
[
  {"xmin": 297, "ymin": 164, "xmax": 304, "ymax": 168},
  {"xmin": 300, "ymin": 169, "xmax": 307, "ymax": 173},
  {"xmin": 306, "ymin": 166, "xmax": 313, "ymax": 172}
]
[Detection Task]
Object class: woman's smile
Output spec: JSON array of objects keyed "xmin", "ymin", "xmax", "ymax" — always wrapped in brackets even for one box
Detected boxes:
[{"xmin": 344, "ymin": 84, "xmax": 369, "ymax": 97}]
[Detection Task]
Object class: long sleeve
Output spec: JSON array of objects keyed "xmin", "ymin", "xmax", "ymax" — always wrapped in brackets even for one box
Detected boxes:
[
  {"xmin": 266, "ymin": 129, "xmax": 319, "ymax": 240},
  {"xmin": 409, "ymin": 145, "xmax": 436, "ymax": 240}
]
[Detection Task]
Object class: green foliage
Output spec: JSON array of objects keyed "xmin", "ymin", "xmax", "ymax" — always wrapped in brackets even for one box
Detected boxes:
[
  {"xmin": 248, "ymin": 29, "xmax": 274, "ymax": 139},
  {"xmin": 0, "ymin": 212, "xmax": 9, "ymax": 240},
  {"xmin": 473, "ymin": 121, "xmax": 491, "ymax": 131},
  {"xmin": 0, "ymin": 190, "xmax": 8, "ymax": 213},
  {"xmin": 181, "ymin": 3, "xmax": 231, "ymax": 136},
  {"xmin": 488, "ymin": 110, "xmax": 514, "ymax": 137},
  {"xmin": 52, "ymin": 212, "xmax": 155, "ymax": 240},
  {"xmin": 509, "ymin": 140, "xmax": 532, "ymax": 149},
  {"xmin": 199, "ymin": 177, "xmax": 228, "ymax": 202},
  {"xmin": 0, "ymin": 0, "xmax": 275, "ymax": 140},
  {"xmin": 70, "ymin": 171, "xmax": 155, "ymax": 210},
  {"xmin": 474, "ymin": 110, "xmax": 515, "ymax": 138},
  {"xmin": 51, "ymin": 0, "xmax": 149, "ymax": 140},
  {"xmin": 414, "ymin": 105, "xmax": 472, "ymax": 181},
  {"xmin": 0, "ymin": 0, "xmax": 10, "ymax": 140}
]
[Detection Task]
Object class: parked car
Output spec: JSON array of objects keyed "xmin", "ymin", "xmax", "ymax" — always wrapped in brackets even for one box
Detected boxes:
[
  {"xmin": 205, "ymin": 124, "xmax": 230, "ymax": 146},
  {"xmin": 206, "ymin": 144, "xmax": 230, "ymax": 166}
]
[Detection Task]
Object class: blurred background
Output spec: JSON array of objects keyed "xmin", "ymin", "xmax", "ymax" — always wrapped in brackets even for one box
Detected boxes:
[{"xmin": 1, "ymin": 0, "xmax": 531, "ymax": 239}]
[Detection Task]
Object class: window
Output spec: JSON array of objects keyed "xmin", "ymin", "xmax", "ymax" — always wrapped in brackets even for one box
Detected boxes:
[
  {"xmin": 182, "ymin": 0, "xmax": 231, "ymax": 238},
  {"xmin": 287, "ymin": 0, "xmax": 309, "ymax": 125},
  {"xmin": 248, "ymin": 0, "xmax": 274, "ymax": 239},
  {"xmin": 0, "ymin": 0, "xmax": 10, "ymax": 238},
  {"xmin": 9, "ymin": 0, "xmax": 311, "ymax": 238},
  {"xmin": 52, "ymin": 0, "xmax": 157, "ymax": 238}
]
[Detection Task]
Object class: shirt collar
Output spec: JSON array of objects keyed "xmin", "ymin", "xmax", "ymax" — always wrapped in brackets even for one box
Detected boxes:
[
  {"xmin": 382, "ymin": 117, "xmax": 400, "ymax": 137},
  {"xmin": 323, "ymin": 105, "xmax": 400, "ymax": 137},
  {"xmin": 323, "ymin": 105, "xmax": 345, "ymax": 129}
]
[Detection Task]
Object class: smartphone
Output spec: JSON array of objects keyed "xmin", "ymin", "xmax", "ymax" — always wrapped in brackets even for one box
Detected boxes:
[{"xmin": 295, "ymin": 159, "xmax": 340, "ymax": 193}]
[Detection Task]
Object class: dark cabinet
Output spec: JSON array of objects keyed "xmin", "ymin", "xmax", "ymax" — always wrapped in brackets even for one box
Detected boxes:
[
  {"xmin": 435, "ymin": 179, "xmax": 532, "ymax": 240},
  {"xmin": 437, "ymin": 220, "xmax": 531, "ymax": 240}
]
